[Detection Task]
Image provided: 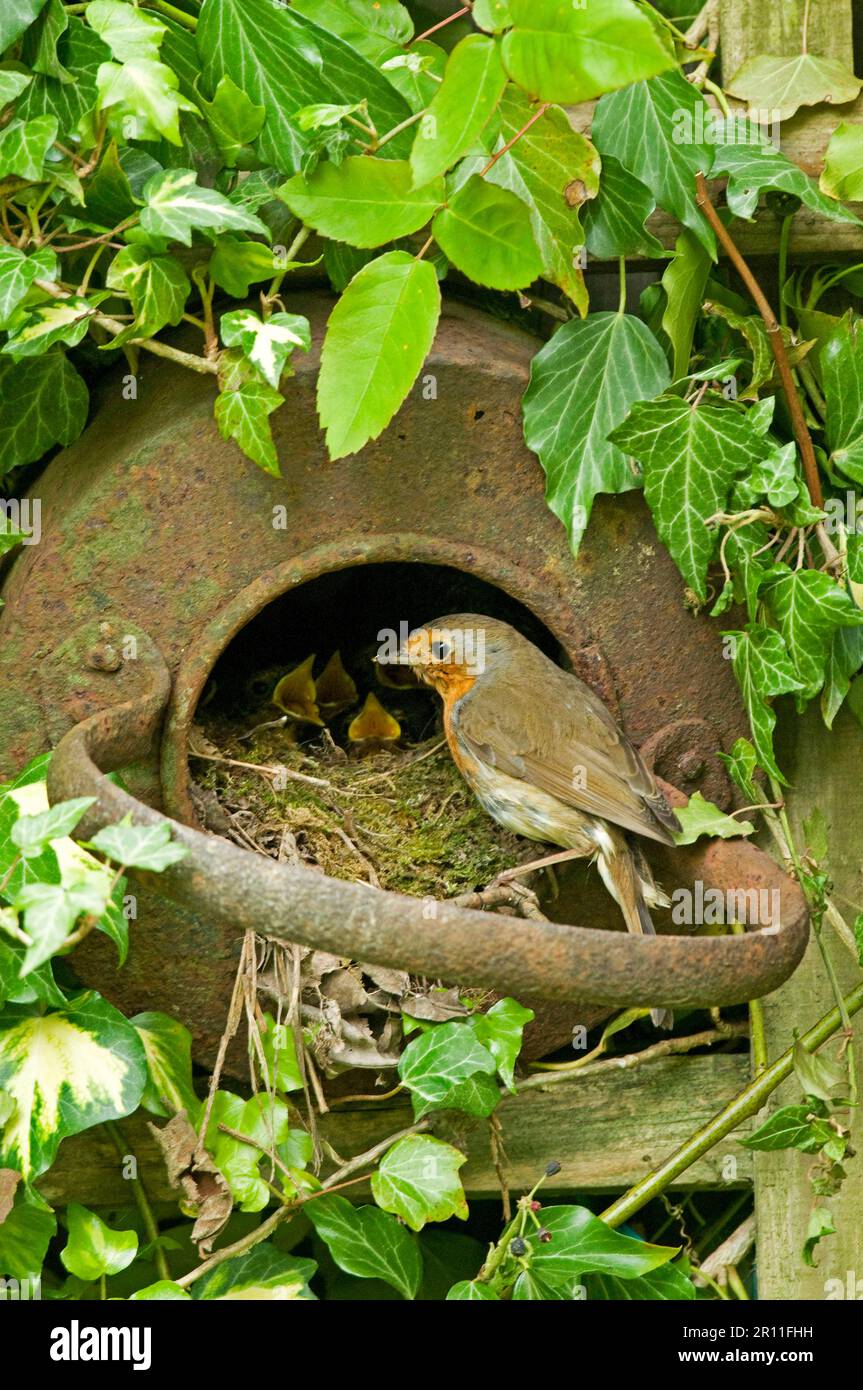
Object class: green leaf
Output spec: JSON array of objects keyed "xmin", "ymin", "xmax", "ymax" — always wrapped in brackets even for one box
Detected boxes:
[
  {"xmin": 803, "ymin": 1206, "xmax": 835, "ymax": 1268},
  {"xmin": 370, "ymin": 1135, "xmax": 468, "ymax": 1231},
  {"xmin": 0, "ymin": 114, "xmax": 57, "ymax": 180},
  {"xmin": 317, "ymin": 248, "xmax": 440, "ymax": 460},
  {"xmin": 592, "ymin": 71, "xmax": 715, "ymax": 254},
  {"xmin": 206, "ymin": 1091, "xmax": 291, "ymax": 1211},
  {"xmin": 821, "ymin": 121, "xmax": 863, "ymax": 202},
  {"xmin": 140, "ymin": 167, "xmax": 269, "ymax": 245},
  {"xmin": 2, "ymin": 294, "xmax": 104, "ymax": 361},
  {"xmin": 762, "ymin": 567, "xmax": 863, "ymax": 698},
  {"xmin": 0, "ymin": 991, "xmax": 147, "ymax": 1179},
  {"xmin": 501, "ymin": 0, "xmax": 673, "ymax": 103},
  {"xmin": 741, "ymin": 1104, "xmax": 832, "ymax": 1153},
  {"xmin": 609, "ymin": 396, "xmax": 771, "ymax": 598},
  {"xmin": 0, "ymin": 1182, "xmax": 55, "ymax": 1280},
  {"xmin": 485, "ymin": 87, "xmax": 599, "ymax": 311},
  {"xmin": 132, "ymin": 1011, "xmax": 201, "ymax": 1122},
  {"xmin": 473, "ymin": 0, "xmax": 512, "ymax": 31},
  {"xmin": 398, "ymin": 1019, "xmax": 498, "ymax": 1118},
  {"xmin": 661, "ymin": 229, "xmax": 712, "ymax": 383},
  {"xmin": 0, "ymin": 71, "xmax": 33, "ymax": 106},
  {"xmin": 293, "ymin": 0, "xmax": 413, "ymax": 47},
  {"xmin": 0, "ymin": 351, "xmax": 88, "ymax": 475},
  {"xmin": 525, "ymin": 1206, "xmax": 677, "ymax": 1284},
  {"xmin": 726, "ymin": 625, "xmax": 805, "ymax": 784},
  {"xmin": 468, "ymin": 997, "xmax": 533, "ymax": 1091},
  {"xmin": 86, "ymin": 0, "xmax": 165, "ymax": 62},
  {"xmin": 0, "ymin": 245, "xmax": 58, "ymax": 330},
  {"xmin": 306, "ymin": 1195, "xmax": 422, "ymax": 1299},
  {"xmin": 793, "ymin": 1039, "xmax": 848, "ymax": 1106},
  {"xmin": 257, "ymin": 1012, "xmax": 303, "ymax": 1094},
  {"xmin": 822, "ymin": 625, "xmax": 863, "ymax": 729},
  {"xmin": 15, "ymin": 871, "xmax": 112, "ymax": 974},
  {"xmin": 129, "ymin": 1280, "xmax": 191, "ymax": 1300},
  {"xmin": 96, "ymin": 57, "xmax": 198, "ymax": 146},
  {"xmin": 583, "ymin": 153, "xmax": 665, "ymax": 260},
  {"xmin": 710, "ymin": 121, "xmax": 862, "ymax": 228},
  {"xmin": 210, "ymin": 237, "xmax": 283, "ymax": 297},
  {"xmin": 446, "ymin": 1278, "xmax": 499, "ymax": 1299},
  {"xmin": 409, "ymin": 34, "xmax": 506, "ymax": 187},
  {"xmin": 198, "ymin": 73, "xmax": 265, "ymax": 164},
  {"xmin": 822, "ymin": 316, "xmax": 863, "ymax": 484},
  {"xmin": 87, "ymin": 817, "xmax": 189, "ymax": 871},
  {"xmin": 431, "ymin": 174, "xmax": 543, "ymax": 291},
  {"xmin": 0, "ymin": 0, "xmax": 49, "ymax": 51},
  {"xmin": 22, "ymin": 0, "xmax": 71, "ymax": 83},
  {"xmin": 220, "ymin": 308, "xmax": 310, "ymax": 389},
  {"xmin": 105, "ymin": 245, "xmax": 190, "ymax": 341},
  {"xmin": 16, "ymin": 18, "xmax": 109, "ymax": 139},
  {"xmin": 279, "ymin": 157, "xmax": 444, "ymax": 249},
  {"xmin": 672, "ymin": 790, "xmax": 754, "ymax": 845},
  {"xmin": 61, "ymin": 1202, "xmax": 138, "ymax": 1281},
  {"xmin": 10, "ymin": 798, "xmax": 95, "ymax": 858},
  {"xmin": 193, "ymin": 1242, "xmax": 316, "ymax": 1300},
  {"xmin": 524, "ymin": 312, "xmax": 669, "ymax": 555},
  {"xmin": 198, "ymin": 0, "xmax": 414, "ymax": 175},
  {"xmin": 214, "ymin": 376, "xmax": 284, "ymax": 475},
  {"xmin": 726, "ymin": 54, "xmax": 861, "ymax": 123},
  {"xmin": 587, "ymin": 1261, "xmax": 695, "ymax": 1300}
]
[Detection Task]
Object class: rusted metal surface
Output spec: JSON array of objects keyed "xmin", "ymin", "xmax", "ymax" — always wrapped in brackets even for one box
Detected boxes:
[
  {"xmin": 47, "ymin": 650, "xmax": 809, "ymax": 1013},
  {"xmin": 0, "ymin": 292, "xmax": 797, "ymax": 1063}
]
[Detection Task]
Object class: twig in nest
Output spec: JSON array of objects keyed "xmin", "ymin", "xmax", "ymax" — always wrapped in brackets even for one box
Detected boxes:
[
  {"xmin": 450, "ymin": 881, "xmax": 549, "ymax": 922},
  {"xmin": 190, "ymin": 747, "xmax": 334, "ymax": 789}
]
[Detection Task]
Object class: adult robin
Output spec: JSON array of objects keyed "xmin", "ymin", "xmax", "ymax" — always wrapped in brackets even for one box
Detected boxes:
[{"xmin": 396, "ymin": 614, "xmax": 681, "ymax": 1027}]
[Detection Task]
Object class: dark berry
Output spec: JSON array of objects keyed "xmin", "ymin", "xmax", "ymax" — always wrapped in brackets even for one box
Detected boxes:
[
  {"xmin": 510, "ymin": 1237, "xmax": 527, "ymax": 1257},
  {"xmin": 545, "ymin": 1160, "xmax": 561, "ymax": 1177},
  {"xmin": 538, "ymin": 1229, "xmax": 552, "ymax": 1244}
]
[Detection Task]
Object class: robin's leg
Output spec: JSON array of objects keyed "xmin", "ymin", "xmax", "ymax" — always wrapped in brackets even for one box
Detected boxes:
[{"xmin": 494, "ymin": 846, "xmax": 592, "ymax": 882}]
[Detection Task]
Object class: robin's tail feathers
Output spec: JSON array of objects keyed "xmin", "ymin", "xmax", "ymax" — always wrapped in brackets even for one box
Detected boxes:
[{"xmin": 592, "ymin": 828, "xmax": 674, "ymax": 1031}]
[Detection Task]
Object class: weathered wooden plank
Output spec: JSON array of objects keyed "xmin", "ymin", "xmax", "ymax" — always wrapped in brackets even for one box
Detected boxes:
[{"xmin": 37, "ymin": 1054, "xmax": 753, "ymax": 1206}]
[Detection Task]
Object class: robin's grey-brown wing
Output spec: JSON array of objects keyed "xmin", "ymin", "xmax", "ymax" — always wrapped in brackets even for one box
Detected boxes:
[{"xmin": 453, "ymin": 647, "xmax": 680, "ymax": 845}]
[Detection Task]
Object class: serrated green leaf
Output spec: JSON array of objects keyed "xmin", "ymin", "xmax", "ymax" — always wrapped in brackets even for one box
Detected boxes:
[
  {"xmin": 317, "ymin": 248, "xmax": 440, "ymax": 459},
  {"xmin": 501, "ymin": 0, "xmax": 673, "ymax": 103},
  {"xmin": 583, "ymin": 153, "xmax": 665, "ymax": 260},
  {"xmin": 61, "ymin": 1202, "xmax": 138, "ymax": 1281},
  {"xmin": 279, "ymin": 157, "xmax": 444, "ymax": 249},
  {"xmin": 215, "ymin": 377, "xmax": 284, "ymax": 475},
  {"xmin": 409, "ymin": 34, "xmax": 506, "ymax": 186},
  {"xmin": 209, "ymin": 237, "xmax": 285, "ymax": 297},
  {"xmin": 485, "ymin": 87, "xmax": 599, "ymax": 312},
  {"xmin": 0, "ymin": 246, "xmax": 58, "ymax": 329},
  {"xmin": 306, "ymin": 1195, "xmax": 422, "ymax": 1299},
  {"xmin": 370, "ymin": 1135, "xmax": 467, "ymax": 1231},
  {"xmin": 592, "ymin": 71, "xmax": 715, "ymax": 255},
  {"xmin": 140, "ymin": 167, "xmax": 269, "ymax": 244},
  {"xmin": 105, "ymin": 244, "xmax": 190, "ymax": 340},
  {"xmin": 0, "ymin": 991, "xmax": 147, "ymax": 1179},
  {"xmin": 726, "ymin": 54, "xmax": 860, "ymax": 124},
  {"xmin": 132, "ymin": 1011, "xmax": 201, "ymax": 1122},
  {"xmin": 523, "ymin": 312, "xmax": 670, "ymax": 554},
  {"xmin": 762, "ymin": 567, "xmax": 863, "ymax": 698},
  {"xmin": 0, "ymin": 114, "xmax": 57, "ymax": 180},
  {"xmin": 672, "ymin": 791, "xmax": 754, "ymax": 845},
  {"xmin": 610, "ymin": 396, "xmax": 771, "ymax": 597},
  {"xmin": 432, "ymin": 174, "xmax": 543, "ymax": 290},
  {"xmin": 0, "ymin": 351, "xmax": 88, "ymax": 475},
  {"xmin": 87, "ymin": 817, "xmax": 189, "ymax": 872}
]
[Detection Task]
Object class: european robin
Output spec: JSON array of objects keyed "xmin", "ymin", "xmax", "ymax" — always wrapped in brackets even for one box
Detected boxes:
[{"xmin": 397, "ymin": 614, "xmax": 681, "ymax": 1028}]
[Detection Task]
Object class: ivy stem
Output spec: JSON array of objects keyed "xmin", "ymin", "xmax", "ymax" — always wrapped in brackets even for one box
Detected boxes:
[
  {"xmin": 374, "ymin": 109, "xmax": 424, "ymax": 154},
  {"xmin": 263, "ymin": 223, "xmax": 312, "ymax": 316},
  {"xmin": 143, "ymin": 0, "xmax": 198, "ymax": 30},
  {"xmin": 599, "ymin": 979, "xmax": 863, "ymax": 1229},
  {"xmin": 732, "ymin": 922, "xmax": 767, "ymax": 1073},
  {"xmin": 105, "ymin": 1120, "xmax": 171, "ymax": 1282},
  {"xmin": 34, "ymin": 278, "xmax": 218, "ymax": 374},
  {"xmin": 617, "ymin": 256, "xmax": 627, "ymax": 316}
]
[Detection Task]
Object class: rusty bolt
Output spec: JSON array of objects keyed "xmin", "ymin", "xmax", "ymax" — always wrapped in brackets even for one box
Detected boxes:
[
  {"xmin": 87, "ymin": 641, "xmax": 123, "ymax": 673},
  {"xmin": 678, "ymin": 752, "xmax": 706, "ymax": 782}
]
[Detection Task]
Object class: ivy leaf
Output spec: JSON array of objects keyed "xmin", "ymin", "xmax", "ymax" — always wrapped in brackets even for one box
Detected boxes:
[
  {"xmin": 447, "ymin": 1279, "xmax": 499, "ymax": 1300},
  {"xmin": 610, "ymin": 396, "xmax": 771, "ymax": 598},
  {"xmin": 198, "ymin": 0, "xmax": 414, "ymax": 175},
  {"xmin": 87, "ymin": 817, "xmax": 189, "ymax": 871},
  {"xmin": 710, "ymin": 121, "xmax": 861, "ymax": 228},
  {"xmin": 215, "ymin": 375, "xmax": 284, "ymax": 475},
  {"xmin": 257, "ymin": 1012, "xmax": 303, "ymax": 1094},
  {"xmin": 0, "ymin": 0, "xmax": 49, "ymax": 50},
  {"xmin": 820, "ymin": 121, "xmax": 863, "ymax": 202},
  {"xmin": 793, "ymin": 1038, "xmax": 849, "ymax": 1106},
  {"xmin": 582, "ymin": 154, "xmax": 665, "ymax": 260},
  {"xmin": 523, "ymin": 312, "xmax": 669, "ymax": 554},
  {"xmin": 431, "ymin": 175, "xmax": 543, "ymax": 291},
  {"xmin": 10, "ymin": 798, "xmax": 96, "ymax": 858},
  {"xmin": 661, "ymin": 229, "xmax": 712, "ymax": 383},
  {"xmin": 220, "ymin": 308, "xmax": 310, "ymax": 389},
  {"xmin": 525, "ymin": 1206, "xmax": 677, "ymax": 1285},
  {"xmin": 822, "ymin": 315, "xmax": 863, "ymax": 484},
  {"xmin": 0, "ymin": 246, "xmax": 57, "ymax": 329},
  {"xmin": 22, "ymin": 0, "xmax": 72, "ymax": 83},
  {"xmin": 131, "ymin": 1011, "xmax": 201, "ymax": 1122},
  {"xmin": 761, "ymin": 567, "xmax": 863, "ymax": 698},
  {"xmin": 398, "ymin": 1020, "xmax": 498, "ymax": 1118},
  {"xmin": 129, "ymin": 1280, "xmax": 192, "ymax": 1300},
  {"xmin": 803, "ymin": 1207, "xmax": 836, "ymax": 1267},
  {"xmin": 0, "ymin": 71, "xmax": 33, "ymax": 106},
  {"xmin": 726, "ymin": 625, "xmax": 805, "ymax": 783},
  {"xmin": 0, "ymin": 990, "xmax": 147, "ymax": 1179},
  {"xmin": 305, "ymin": 1195, "xmax": 422, "ymax": 1300},
  {"xmin": 592, "ymin": 71, "xmax": 715, "ymax": 255},
  {"xmin": 61, "ymin": 1202, "xmax": 138, "ymax": 1282},
  {"xmin": 16, "ymin": 18, "xmax": 109, "ymax": 139},
  {"xmin": 468, "ymin": 997, "xmax": 534, "ymax": 1092},
  {"xmin": 105, "ymin": 244, "xmax": 190, "ymax": 340},
  {"xmin": 15, "ymin": 872, "xmax": 112, "ymax": 974},
  {"xmin": 741, "ymin": 1104, "xmax": 833, "ymax": 1153},
  {"xmin": 370, "ymin": 1135, "xmax": 468, "ymax": 1231},
  {"xmin": 485, "ymin": 88, "xmax": 599, "ymax": 313},
  {"xmin": 96, "ymin": 58, "xmax": 198, "ymax": 146},
  {"xmin": 279, "ymin": 157, "xmax": 444, "ymax": 249},
  {"xmin": 209, "ymin": 237, "xmax": 283, "ymax": 297},
  {"xmin": 587, "ymin": 1261, "xmax": 695, "ymax": 1301},
  {"xmin": 0, "ymin": 352, "xmax": 88, "ymax": 475},
  {"xmin": 672, "ymin": 791, "xmax": 754, "ymax": 845},
  {"xmin": 140, "ymin": 168, "xmax": 269, "ymax": 245},
  {"xmin": 726, "ymin": 54, "xmax": 861, "ymax": 123},
  {"xmin": 501, "ymin": 0, "xmax": 673, "ymax": 103},
  {"xmin": 0, "ymin": 115, "xmax": 58, "ymax": 180},
  {"xmin": 409, "ymin": 34, "xmax": 506, "ymax": 187},
  {"xmin": 206, "ymin": 1091, "xmax": 291, "ymax": 1211},
  {"xmin": 2, "ymin": 294, "xmax": 105, "ymax": 360},
  {"xmin": 198, "ymin": 73, "xmax": 265, "ymax": 164},
  {"xmin": 703, "ymin": 299, "xmax": 812, "ymax": 401},
  {"xmin": 86, "ymin": 0, "xmax": 165, "ymax": 61},
  {"xmin": 193, "ymin": 1242, "xmax": 316, "ymax": 1300},
  {"xmin": 822, "ymin": 625, "xmax": 863, "ymax": 729},
  {"xmin": 317, "ymin": 249, "xmax": 440, "ymax": 460}
]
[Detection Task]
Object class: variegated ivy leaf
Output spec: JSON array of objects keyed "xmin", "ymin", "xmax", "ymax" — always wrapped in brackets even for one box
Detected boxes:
[
  {"xmin": 0, "ymin": 990, "xmax": 147, "ymax": 1179},
  {"xmin": 131, "ymin": 1011, "xmax": 201, "ymax": 1122},
  {"xmin": 0, "ymin": 114, "xmax": 58, "ymax": 181},
  {"xmin": 726, "ymin": 625, "xmax": 806, "ymax": 783},
  {"xmin": 2, "ymin": 294, "xmax": 106, "ymax": 361},
  {"xmin": 761, "ymin": 567, "xmax": 863, "ymax": 699},
  {"xmin": 215, "ymin": 368, "xmax": 284, "ymax": 477},
  {"xmin": 193, "ymin": 1243, "xmax": 317, "ymax": 1300},
  {"xmin": 96, "ymin": 58, "xmax": 199, "ymax": 146},
  {"xmin": 609, "ymin": 395, "xmax": 772, "ymax": 599},
  {"xmin": 105, "ymin": 244, "xmax": 190, "ymax": 340},
  {"xmin": 522, "ymin": 312, "xmax": 670, "ymax": 556},
  {"xmin": 86, "ymin": 0, "xmax": 166, "ymax": 62},
  {"xmin": 0, "ymin": 246, "xmax": 58, "ymax": 329},
  {"xmin": 220, "ymin": 308, "xmax": 311, "ymax": 389},
  {"xmin": 140, "ymin": 168, "xmax": 269, "ymax": 245},
  {"xmin": 86, "ymin": 817, "xmax": 189, "ymax": 872},
  {"xmin": 60, "ymin": 1202, "xmax": 138, "ymax": 1281},
  {"xmin": 10, "ymin": 797, "xmax": 96, "ymax": 858},
  {"xmin": 370, "ymin": 1134, "xmax": 468, "ymax": 1232}
]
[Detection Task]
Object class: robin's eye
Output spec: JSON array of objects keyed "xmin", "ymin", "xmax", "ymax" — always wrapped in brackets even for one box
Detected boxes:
[{"xmin": 431, "ymin": 640, "xmax": 451, "ymax": 662}]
